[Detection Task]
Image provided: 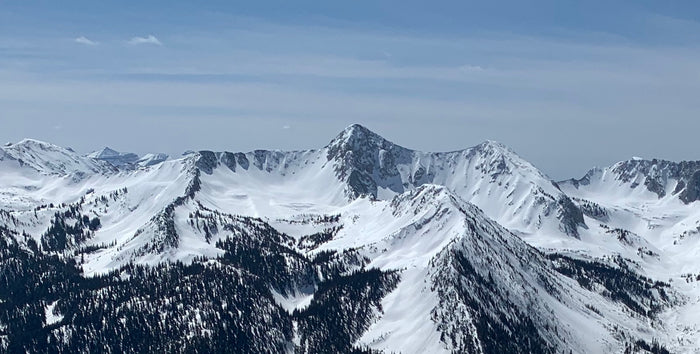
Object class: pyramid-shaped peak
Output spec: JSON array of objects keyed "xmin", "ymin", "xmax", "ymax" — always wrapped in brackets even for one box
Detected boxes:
[
  {"xmin": 88, "ymin": 147, "xmax": 121, "ymax": 159},
  {"xmin": 327, "ymin": 124, "xmax": 394, "ymax": 148},
  {"xmin": 344, "ymin": 123, "xmax": 375, "ymax": 136},
  {"xmin": 87, "ymin": 147, "xmax": 139, "ymax": 167}
]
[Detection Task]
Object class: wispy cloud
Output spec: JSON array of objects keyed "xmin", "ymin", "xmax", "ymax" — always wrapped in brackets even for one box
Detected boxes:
[
  {"xmin": 128, "ymin": 35, "xmax": 162, "ymax": 46},
  {"xmin": 459, "ymin": 65, "xmax": 485, "ymax": 72},
  {"xmin": 75, "ymin": 36, "xmax": 98, "ymax": 46},
  {"xmin": 3, "ymin": 15, "xmax": 700, "ymax": 178}
]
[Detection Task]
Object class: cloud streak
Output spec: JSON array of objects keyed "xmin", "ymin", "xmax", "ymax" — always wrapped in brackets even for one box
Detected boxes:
[
  {"xmin": 75, "ymin": 36, "xmax": 98, "ymax": 46},
  {"xmin": 128, "ymin": 35, "xmax": 162, "ymax": 46}
]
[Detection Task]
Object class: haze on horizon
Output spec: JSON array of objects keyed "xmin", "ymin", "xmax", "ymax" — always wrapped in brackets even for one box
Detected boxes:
[{"xmin": 2, "ymin": 1, "xmax": 699, "ymax": 180}]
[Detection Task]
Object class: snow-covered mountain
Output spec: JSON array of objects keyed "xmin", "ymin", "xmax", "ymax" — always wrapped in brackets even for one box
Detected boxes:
[
  {"xmin": 563, "ymin": 158, "xmax": 700, "ymax": 204},
  {"xmin": 0, "ymin": 125, "xmax": 696, "ymax": 353},
  {"xmin": 326, "ymin": 125, "xmax": 586, "ymax": 237},
  {"xmin": 88, "ymin": 146, "xmax": 169, "ymax": 168},
  {"xmin": 87, "ymin": 147, "xmax": 140, "ymax": 166},
  {"xmin": 1, "ymin": 139, "xmax": 115, "ymax": 176}
]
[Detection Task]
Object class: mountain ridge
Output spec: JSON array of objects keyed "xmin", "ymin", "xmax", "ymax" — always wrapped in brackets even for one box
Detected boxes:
[
  {"xmin": 1, "ymin": 124, "xmax": 697, "ymax": 353},
  {"xmin": 561, "ymin": 157, "xmax": 700, "ymax": 204}
]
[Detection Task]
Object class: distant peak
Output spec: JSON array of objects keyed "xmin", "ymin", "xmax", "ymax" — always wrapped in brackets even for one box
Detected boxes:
[
  {"xmin": 87, "ymin": 147, "xmax": 139, "ymax": 166},
  {"xmin": 11, "ymin": 138, "xmax": 68, "ymax": 153},
  {"xmin": 15, "ymin": 138, "xmax": 55, "ymax": 147},
  {"xmin": 88, "ymin": 147, "xmax": 121, "ymax": 159},
  {"xmin": 470, "ymin": 140, "xmax": 523, "ymax": 163},
  {"xmin": 327, "ymin": 124, "xmax": 394, "ymax": 150},
  {"xmin": 2, "ymin": 138, "xmax": 115, "ymax": 176},
  {"xmin": 474, "ymin": 140, "xmax": 514, "ymax": 153},
  {"xmin": 345, "ymin": 123, "xmax": 372, "ymax": 135},
  {"xmin": 328, "ymin": 124, "xmax": 387, "ymax": 147}
]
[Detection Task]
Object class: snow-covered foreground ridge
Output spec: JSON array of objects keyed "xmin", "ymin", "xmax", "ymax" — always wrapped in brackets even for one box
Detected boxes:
[{"xmin": 0, "ymin": 124, "xmax": 698, "ymax": 353}]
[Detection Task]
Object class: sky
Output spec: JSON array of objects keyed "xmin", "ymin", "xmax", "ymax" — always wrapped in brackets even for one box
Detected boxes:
[{"xmin": 1, "ymin": 1, "xmax": 700, "ymax": 179}]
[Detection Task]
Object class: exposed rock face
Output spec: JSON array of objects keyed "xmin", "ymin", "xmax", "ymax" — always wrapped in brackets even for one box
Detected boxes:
[
  {"xmin": 679, "ymin": 170, "xmax": 700, "ymax": 204},
  {"xmin": 326, "ymin": 124, "xmax": 412, "ymax": 198}
]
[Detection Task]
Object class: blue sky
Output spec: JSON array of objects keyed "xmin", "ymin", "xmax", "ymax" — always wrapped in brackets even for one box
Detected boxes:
[{"xmin": 2, "ymin": 1, "xmax": 700, "ymax": 179}]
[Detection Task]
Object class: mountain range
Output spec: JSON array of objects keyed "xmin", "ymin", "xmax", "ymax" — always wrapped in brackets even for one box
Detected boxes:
[{"xmin": 0, "ymin": 124, "xmax": 697, "ymax": 353}]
